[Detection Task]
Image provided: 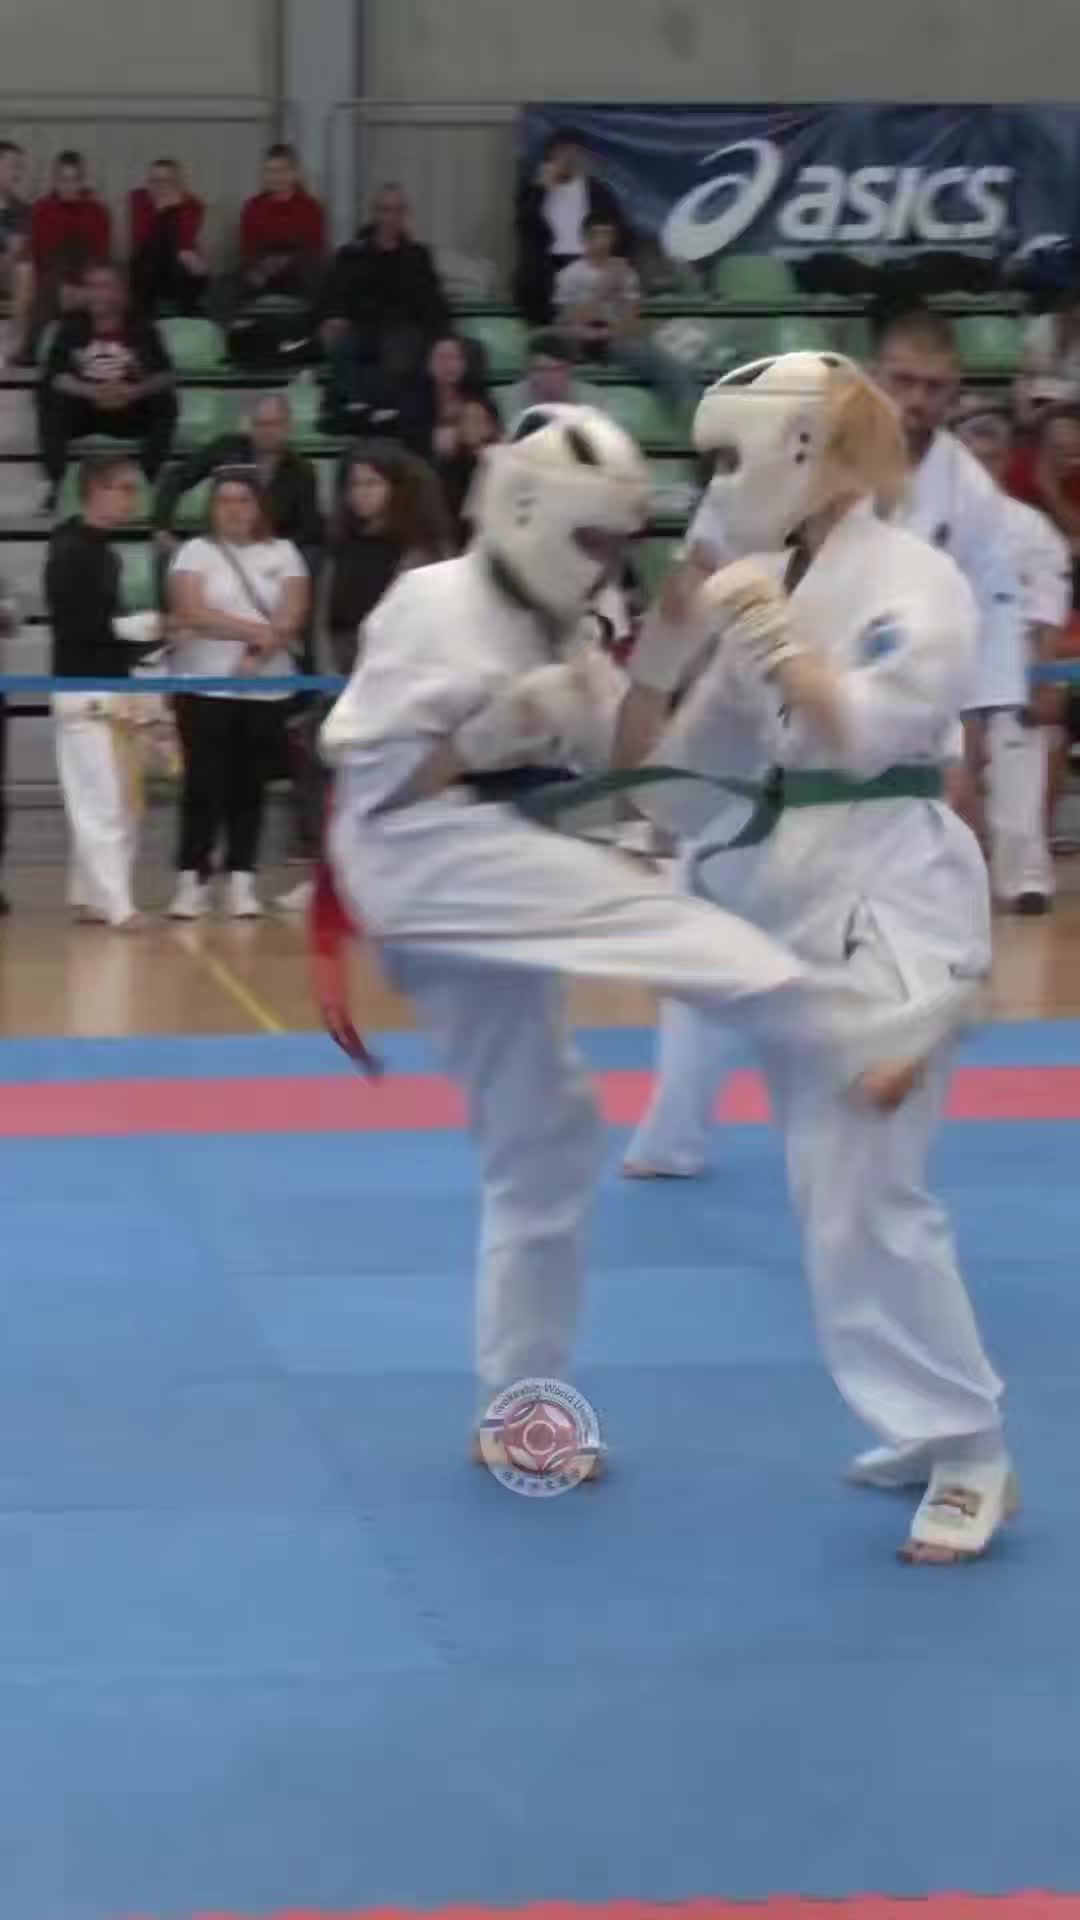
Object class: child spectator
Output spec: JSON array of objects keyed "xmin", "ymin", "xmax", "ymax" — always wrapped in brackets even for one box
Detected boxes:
[
  {"xmin": 30, "ymin": 152, "xmax": 110, "ymax": 333},
  {"xmin": 323, "ymin": 441, "xmax": 452, "ymax": 674},
  {"xmin": 236, "ymin": 143, "xmax": 325, "ymax": 306},
  {"xmin": 129, "ymin": 158, "xmax": 207, "ymax": 317}
]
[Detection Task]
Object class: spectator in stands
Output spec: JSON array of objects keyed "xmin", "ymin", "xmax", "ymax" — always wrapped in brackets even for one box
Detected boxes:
[
  {"xmin": 153, "ymin": 391, "xmax": 321, "ymax": 554},
  {"xmin": 167, "ymin": 469, "xmax": 310, "ymax": 920},
  {"xmin": 499, "ymin": 328, "xmax": 604, "ymax": 425},
  {"xmin": 44, "ymin": 453, "xmax": 162, "ymax": 929},
  {"xmin": 400, "ymin": 334, "xmax": 481, "ymax": 457},
  {"xmin": 235, "ymin": 143, "xmax": 325, "ymax": 309},
  {"xmin": 1017, "ymin": 290, "xmax": 1080, "ymax": 421},
  {"xmin": 30, "ymin": 152, "xmax": 111, "ymax": 336},
  {"xmin": 39, "ymin": 263, "xmax": 177, "ymax": 505},
  {"xmin": 1008, "ymin": 403, "xmax": 1080, "ymax": 564},
  {"xmin": 433, "ymin": 389, "xmax": 503, "ymax": 544},
  {"xmin": 323, "ymin": 441, "xmax": 452, "ymax": 674},
  {"xmin": 0, "ymin": 572, "xmax": 18, "ymax": 914},
  {"xmin": 0, "ymin": 140, "xmax": 33, "ymax": 363},
  {"xmin": 320, "ymin": 183, "xmax": 451, "ymax": 416},
  {"xmin": 554, "ymin": 212, "xmax": 695, "ymax": 420},
  {"xmin": 129, "ymin": 158, "xmax": 207, "ymax": 318},
  {"xmin": 513, "ymin": 127, "xmax": 629, "ymax": 327}
]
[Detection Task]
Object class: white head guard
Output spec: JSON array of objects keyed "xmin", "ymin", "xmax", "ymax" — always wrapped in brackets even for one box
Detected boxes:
[
  {"xmin": 694, "ymin": 350, "xmax": 883, "ymax": 552},
  {"xmin": 473, "ymin": 403, "xmax": 650, "ymax": 621}
]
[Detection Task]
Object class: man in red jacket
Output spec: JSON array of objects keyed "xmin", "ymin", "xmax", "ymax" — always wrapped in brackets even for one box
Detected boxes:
[
  {"xmin": 128, "ymin": 158, "xmax": 207, "ymax": 317},
  {"xmin": 31, "ymin": 150, "xmax": 111, "ymax": 282},
  {"xmin": 236, "ymin": 143, "xmax": 325, "ymax": 306}
]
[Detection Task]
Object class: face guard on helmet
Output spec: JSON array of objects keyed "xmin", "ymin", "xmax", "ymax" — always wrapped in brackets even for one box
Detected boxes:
[
  {"xmin": 472, "ymin": 403, "xmax": 650, "ymax": 622},
  {"xmin": 694, "ymin": 350, "xmax": 901, "ymax": 553}
]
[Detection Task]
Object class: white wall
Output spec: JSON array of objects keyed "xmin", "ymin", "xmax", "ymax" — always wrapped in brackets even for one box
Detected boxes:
[
  {"xmin": 0, "ymin": 0, "xmax": 277, "ymax": 261},
  {"xmin": 365, "ymin": 0, "xmax": 1080, "ymax": 102}
]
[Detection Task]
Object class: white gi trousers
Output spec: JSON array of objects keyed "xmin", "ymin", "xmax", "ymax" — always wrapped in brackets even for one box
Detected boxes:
[
  {"xmin": 331, "ymin": 786, "xmax": 961, "ymax": 1402},
  {"xmin": 985, "ymin": 709, "xmax": 1054, "ymax": 901},
  {"xmin": 54, "ymin": 695, "xmax": 138, "ymax": 925}
]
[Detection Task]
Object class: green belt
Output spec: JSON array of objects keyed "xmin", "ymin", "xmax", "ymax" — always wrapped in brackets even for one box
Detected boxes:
[{"xmin": 517, "ymin": 761, "xmax": 944, "ymax": 860}]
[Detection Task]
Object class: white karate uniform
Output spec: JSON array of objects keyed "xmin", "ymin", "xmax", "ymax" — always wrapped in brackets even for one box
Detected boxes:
[
  {"xmin": 632, "ymin": 503, "xmax": 1003, "ymax": 1459},
  {"xmin": 985, "ymin": 495, "xmax": 1071, "ymax": 902},
  {"xmin": 54, "ymin": 693, "xmax": 138, "ymax": 925},
  {"xmin": 322, "ymin": 550, "xmax": 954, "ymax": 1402}
]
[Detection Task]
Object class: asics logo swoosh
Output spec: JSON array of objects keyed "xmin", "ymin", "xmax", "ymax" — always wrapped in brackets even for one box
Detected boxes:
[{"xmin": 661, "ymin": 140, "xmax": 784, "ymax": 262}]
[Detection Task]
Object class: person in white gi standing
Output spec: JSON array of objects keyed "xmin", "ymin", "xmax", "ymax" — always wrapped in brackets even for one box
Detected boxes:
[
  {"xmin": 950, "ymin": 394, "xmax": 1071, "ymax": 912},
  {"xmin": 44, "ymin": 453, "xmax": 162, "ymax": 929},
  {"xmin": 625, "ymin": 352, "xmax": 1013, "ymax": 1563},
  {"xmin": 627, "ymin": 310, "xmax": 1028, "ymax": 1181},
  {"xmin": 318, "ymin": 403, "xmax": 955, "ymax": 1481}
]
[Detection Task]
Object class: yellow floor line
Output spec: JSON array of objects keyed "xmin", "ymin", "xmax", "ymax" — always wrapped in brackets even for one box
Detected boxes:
[{"xmin": 173, "ymin": 930, "xmax": 287, "ymax": 1035}]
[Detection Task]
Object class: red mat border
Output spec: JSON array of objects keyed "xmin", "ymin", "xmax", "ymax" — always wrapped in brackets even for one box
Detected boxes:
[
  {"xmin": 1, "ymin": 1064, "xmax": 1079, "ymax": 1138},
  {"xmin": 120, "ymin": 1898, "xmax": 1080, "ymax": 1919}
]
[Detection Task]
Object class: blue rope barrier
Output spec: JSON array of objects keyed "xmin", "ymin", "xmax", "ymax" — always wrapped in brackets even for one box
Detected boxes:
[
  {"xmin": 0, "ymin": 675, "xmax": 347, "ymax": 695},
  {"xmin": 0, "ymin": 664, "xmax": 1077, "ymax": 694}
]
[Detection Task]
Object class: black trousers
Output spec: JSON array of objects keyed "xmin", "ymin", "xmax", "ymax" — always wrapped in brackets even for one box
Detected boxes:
[
  {"xmin": 129, "ymin": 242, "xmax": 207, "ymax": 318},
  {"xmin": 0, "ymin": 697, "xmax": 7, "ymax": 868},
  {"xmin": 174, "ymin": 695, "xmax": 284, "ymax": 877},
  {"xmin": 39, "ymin": 388, "xmax": 178, "ymax": 486}
]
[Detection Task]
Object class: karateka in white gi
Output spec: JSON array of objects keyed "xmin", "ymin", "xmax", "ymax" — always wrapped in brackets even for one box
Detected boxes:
[
  {"xmin": 949, "ymin": 393, "xmax": 1071, "ymax": 912},
  {"xmin": 318, "ymin": 400, "xmax": 959, "ymax": 1516},
  {"xmin": 622, "ymin": 350, "xmax": 1012, "ymax": 1562}
]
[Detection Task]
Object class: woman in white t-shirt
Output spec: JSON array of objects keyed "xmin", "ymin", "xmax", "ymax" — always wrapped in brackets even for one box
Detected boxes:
[{"xmin": 167, "ymin": 469, "xmax": 310, "ymax": 918}]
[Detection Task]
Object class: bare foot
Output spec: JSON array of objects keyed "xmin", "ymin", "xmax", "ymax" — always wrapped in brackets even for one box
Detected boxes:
[
  {"xmin": 110, "ymin": 912, "xmax": 146, "ymax": 935},
  {"xmin": 71, "ymin": 906, "xmax": 107, "ymax": 925},
  {"xmin": 854, "ymin": 1057, "xmax": 927, "ymax": 1112}
]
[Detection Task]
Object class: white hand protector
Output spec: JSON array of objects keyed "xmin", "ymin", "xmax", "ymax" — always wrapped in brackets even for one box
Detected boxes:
[
  {"xmin": 698, "ymin": 559, "xmax": 804, "ymax": 679},
  {"xmin": 455, "ymin": 647, "xmax": 628, "ymax": 774},
  {"xmin": 112, "ymin": 611, "xmax": 163, "ymax": 646},
  {"xmin": 472, "ymin": 404, "xmax": 650, "ymax": 625}
]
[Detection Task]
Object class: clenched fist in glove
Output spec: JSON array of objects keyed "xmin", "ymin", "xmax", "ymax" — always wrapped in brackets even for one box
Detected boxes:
[
  {"xmin": 697, "ymin": 559, "xmax": 804, "ymax": 679},
  {"xmin": 454, "ymin": 647, "xmax": 629, "ymax": 774}
]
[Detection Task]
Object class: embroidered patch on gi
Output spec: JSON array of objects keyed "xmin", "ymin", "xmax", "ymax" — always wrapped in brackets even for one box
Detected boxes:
[
  {"xmin": 857, "ymin": 615, "xmax": 904, "ymax": 664},
  {"xmin": 932, "ymin": 520, "xmax": 951, "ymax": 548}
]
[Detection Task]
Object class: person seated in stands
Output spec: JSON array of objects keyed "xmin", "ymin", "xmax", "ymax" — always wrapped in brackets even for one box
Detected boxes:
[
  {"xmin": 323, "ymin": 441, "xmax": 453, "ymax": 675},
  {"xmin": 399, "ymin": 334, "xmax": 489, "ymax": 457},
  {"xmin": 320, "ymin": 182, "xmax": 451, "ymax": 415},
  {"xmin": 1016, "ymin": 289, "xmax": 1080, "ymax": 425},
  {"xmin": 153, "ymin": 391, "xmax": 321, "ymax": 556},
  {"xmin": 512, "ymin": 127, "xmax": 629, "ymax": 327},
  {"xmin": 1008, "ymin": 403, "xmax": 1080, "ymax": 564},
  {"xmin": 554, "ymin": 212, "xmax": 695, "ymax": 421},
  {"xmin": 129, "ymin": 158, "xmax": 207, "ymax": 318},
  {"xmin": 39, "ymin": 263, "xmax": 177, "ymax": 505},
  {"xmin": 235, "ymin": 143, "xmax": 325, "ymax": 309},
  {"xmin": 431, "ymin": 388, "xmax": 502, "ymax": 546},
  {"xmin": 0, "ymin": 141, "xmax": 33, "ymax": 364},
  {"xmin": 498, "ymin": 327, "xmax": 604, "ymax": 425},
  {"xmin": 30, "ymin": 151, "xmax": 111, "ymax": 341}
]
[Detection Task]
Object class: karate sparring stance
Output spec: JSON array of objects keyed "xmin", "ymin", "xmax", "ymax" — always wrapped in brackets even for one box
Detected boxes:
[
  {"xmin": 623, "ymin": 352, "xmax": 1012, "ymax": 1562},
  {"xmin": 628, "ymin": 310, "xmax": 1027, "ymax": 1181},
  {"xmin": 950, "ymin": 394, "xmax": 1071, "ymax": 913},
  {"xmin": 317, "ymin": 403, "xmax": 957, "ymax": 1482},
  {"xmin": 44, "ymin": 453, "xmax": 163, "ymax": 929}
]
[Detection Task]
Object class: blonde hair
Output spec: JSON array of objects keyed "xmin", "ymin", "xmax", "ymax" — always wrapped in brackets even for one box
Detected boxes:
[{"xmin": 817, "ymin": 363, "xmax": 908, "ymax": 516}]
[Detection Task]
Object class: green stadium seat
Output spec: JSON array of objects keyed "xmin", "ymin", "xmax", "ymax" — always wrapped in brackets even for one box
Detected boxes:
[
  {"xmin": 836, "ymin": 314, "xmax": 874, "ymax": 362},
  {"xmin": 457, "ymin": 313, "xmax": 530, "ymax": 377},
  {"xmin": 760, "ymin": 314, "xmax": 838, "ymax": 356},
  {"xmin": 176, "ymin": 387, "xmax": 227, "ymax": 448},
  {"xmin": 600, "ymin": 384, "xmax": 683, "ymax": 447},
  {"xmin": 632, "ymin": 535, "xmax": 678, "ymax": 595},
  {"xmin": 954, "ymin": 314, "xmax": 1023, "ymax": 376},
  {"xmin": 158, "ymin": 316, "xmax": 227, "ymax": 373},
  {"xmin": 647, "ymin": 456, "xmax": 701, "ymax": 520},
  {"xmin": 58, "ymin": 450, "xmax": 150, "ymax": 523},
  {"xmin": 711, "ymin": 254, "xmax": 797, "ymax": 307},
  {"xmin": 115, "ymin": 543, "xmax": 157, "ymax": 611},
  {"xmin": 173, "ymin": 476, "xmax": 213, "ymax": 531}
]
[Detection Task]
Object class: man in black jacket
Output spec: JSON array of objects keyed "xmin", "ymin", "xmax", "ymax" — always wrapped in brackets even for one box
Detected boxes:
[
  {"xmin": 320, "ymin": 183, "xmax": 451, "ymax": 416},
  {"xmin": 152, "ymin": 391, "xmax": 322, "ymax": 551},
  {"xmin": 45, "ymin": 453, "xmax": 161, "ymax": 928},
  {"xmin": 513, "ymin": 129, "xmax": 630, "ymax": 327},
  {"xmin": 38, "ymin": 263, "xmax": 177, "ymax": 499}
]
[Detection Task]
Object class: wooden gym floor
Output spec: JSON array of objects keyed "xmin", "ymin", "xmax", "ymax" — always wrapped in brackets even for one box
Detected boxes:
[{"xmin": 2, "ymin": 856, "xmax": 1079, "ymax": 1039}]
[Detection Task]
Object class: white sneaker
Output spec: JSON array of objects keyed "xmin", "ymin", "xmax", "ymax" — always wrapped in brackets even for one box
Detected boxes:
[
  {"xmin": 276, "ymin": 879, "xmax": 313, "ymax": 915},
  {"xmin": 226, "ymin": 871, "xmax": 262, "ymax": 919},
  {"xmin": 168, "ymin": 872, "xmax": 210, "ymax": 919}
]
